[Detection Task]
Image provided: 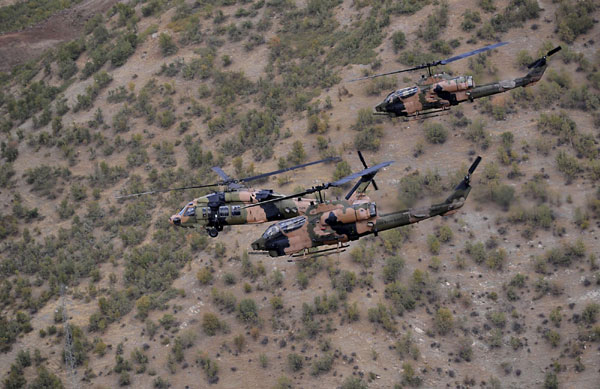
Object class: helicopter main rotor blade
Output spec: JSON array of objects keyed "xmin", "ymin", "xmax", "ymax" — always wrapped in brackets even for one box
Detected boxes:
[
  {"xmin": 439, "ymin": 41, "xmax": 509, "ymax": 65},
  {"xmin": 331, "ymin": 161, "xmax": 393, "ymax": 187},
  {"xmin": 238, "ymin": 156, "xmax": 341, "ymax": 184},
  {"xmin": 346, "ymin": 65, "xmax": 424, "ymax": 82},
  {"xmin": 212, "ymin": 166, "xmax": 232, "ymax": 182},
  {"xmin": 242, "ymin": 160, "xmax": 394, "ymax": 209},
  {"xmin": 347, "ymin": 42, "xmax": 509, "ymax": 83},
  {"xmin": 122, "ymin": 157, "xmax": 343, "ymax": 199},
  {"xmin": 115, "ymin": 182, "xmax": 222, "ymax": 199}
]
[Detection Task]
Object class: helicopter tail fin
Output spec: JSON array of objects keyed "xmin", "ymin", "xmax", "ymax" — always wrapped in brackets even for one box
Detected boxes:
[
  {"xmin": 523, "ymin": 46, "xmax": 561, "ymax": 85},
  {"xmin": 442, "ymin": 156, "xmax": 481, "ymax": 210}
]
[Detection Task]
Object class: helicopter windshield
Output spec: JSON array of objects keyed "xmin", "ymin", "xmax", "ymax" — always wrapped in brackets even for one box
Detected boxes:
[
  {"xmin": 263, "ymin": 224, "xmax": 281, "ymax": 239},
  {"xmin": 279, "ymin": 216, "xmax": 306, "ymax": 233},
  {"xmin": 179, "ymin": 202, "xmax": 195, "ymax": 216},
  {"xmin": 184, "ymin": 206, "xmax": 196, "ymax": 217},
  {"xmin": 384, "ymin": 86, "xmax": 418, "ymax": 104}
]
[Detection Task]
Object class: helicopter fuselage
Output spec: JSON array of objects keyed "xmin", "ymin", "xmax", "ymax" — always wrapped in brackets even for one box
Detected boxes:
[
  {"xmin": 169, "ymin": 189, "xmax": 316, "ymax": 235},
  {"xmin": 375, "ymin": 59, "xmax": 550, "ymax": 117},
  {"xmin": 251, "ymin": 159, "xmax": 477, "ymax": 258}
]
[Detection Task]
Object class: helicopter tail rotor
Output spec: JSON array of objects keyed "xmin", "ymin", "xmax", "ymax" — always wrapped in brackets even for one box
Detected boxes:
[
  {"xmin": 344, "ymin": 151, "xmax": 382, "ymax": 200},
  {"xmin": 357, "ymin": 150, "xmax": 378, "ymax": 190}
]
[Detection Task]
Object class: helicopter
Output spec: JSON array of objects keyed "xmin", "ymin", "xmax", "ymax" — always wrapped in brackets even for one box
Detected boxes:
[
  {"xmin": 250, "ymin": 156, "xmax": 481, "ymax": 258},
  {"xmin": 116, "ymin": 157, "xmax": 340, "ymax": 237},
  {"xmin": 349, "ymin": 42, "xmax": 562, "ymax": 119}
]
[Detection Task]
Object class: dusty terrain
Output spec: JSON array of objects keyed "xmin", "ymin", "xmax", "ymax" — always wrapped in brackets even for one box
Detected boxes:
[
  {"xmin": 0, "ymin": 0, "xmax": 599, "ymax": 388},
  {"xmin": 0, "ymin": 0, "xmax": 120, "ymax": 71}
]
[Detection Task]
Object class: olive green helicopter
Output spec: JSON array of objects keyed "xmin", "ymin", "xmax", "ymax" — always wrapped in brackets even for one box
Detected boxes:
[{"xmin": 117, "ymin": 157, "xmax": 345, "ymax": 237}]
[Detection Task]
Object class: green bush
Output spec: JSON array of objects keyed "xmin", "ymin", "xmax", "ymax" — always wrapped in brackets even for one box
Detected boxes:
[
  {"xmin": 537, "ymin": 112, "xmax": 576, "ymax": 144},
  {"xmin": 310, "ymin": 353, "xmax": 334, "ymax": 376},
  {"xmin": 390, "ymin": 31, "xmax": 406, "ymax": 53},
  {"xmin": 159, "ymin": 33, "xmax": 178, "ymax": 56},
  {"xmin": 197, "ymin": 267, "xmax": 213, "ymax": 285},
  {"xmin": 29, "ymin": 366, "xmax": 64, "ymax": 388},
  {"xmin": 465, "ymin": 241, "xmax": 486, "ymax": 264},
  {"xmin": 327, "ymin": 13, "xmax": 384, "ymax": 65},
  {"xmin": 417, "ymin": 1, "xmax": 448, "ymax": 42},
  {"xmin": 582, "ymin": 303, "xmax": 599, "ymax": 324},
  {"xmin": 382, "ymin": 256, "xmax": 405, "ymax": 283},
  {"xmin": 365, "ymin": 76, "xmax": 396, "ymax": 96},
  {"xmin": 544, "ymin": 240, "xmax": 585, "ymax": 267},
  {"xmin": 0, "ymin": 0, "xmax": 83, "ymax": 33},
  {"xmin": 461, "ymin": 10, "xmax": 481, "ymax": 31},
  {"xmin": 197, "ymin": 353, "xmax": 219, "ymax": 384},
  {"xmin": 287, "ymin": 141, "xmax": 306, "ymax": 165},
  {"xmin": 367, "ymin": 303, "xmax": 396, "ymax": 332},
  {"xmin": 434, "ymin": 307, "xmax": 453, "ymax": 335},
  {"xmin": 556, "ymin": 150, "xmax": 582, "ymax": 182},
  {"xmin": 424, "ymin": 123, "xmax": 448, "ymax": 144},
  {"xmin": 341, "ymin": 377, "xmax": 368, "ymax": 389},
  {"xmin": 427, "ymin": 234, "xmax": 440, "ymax": 254},
  {"xmin": 287, "ymin": 353, "xmax": 303, "ymax": 371},
  {"xmin": 237, "ymin": 299, "xmax": 259, "ymax": 324},
  {"xmin": 490, "ymin": 184, "xmax": 515, "ymax": 210},
  {"xmin": 354, "ymin": 126, "xmax": 384, "ymax": 151},
  {"xmin": 110, "ymin": 34, "xmax": 137, "ymax": 67},
  {"xmin": 385, "ymin": 281, "xmax": 416, "ymax": 314},
  {"xmin": 555, "ymin": 0, "xmax": 596, "ymax": 43}
]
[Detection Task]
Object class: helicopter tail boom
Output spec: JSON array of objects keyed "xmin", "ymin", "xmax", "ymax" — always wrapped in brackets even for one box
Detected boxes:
[{"xmin": 372, "ymin": 157, "xmax": 481, "ymax": 232}]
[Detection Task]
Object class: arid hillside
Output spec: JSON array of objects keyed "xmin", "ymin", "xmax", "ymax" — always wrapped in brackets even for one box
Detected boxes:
[{"xmin": 0, "ymin": 0, "xmax": 599, "ymax": 388}]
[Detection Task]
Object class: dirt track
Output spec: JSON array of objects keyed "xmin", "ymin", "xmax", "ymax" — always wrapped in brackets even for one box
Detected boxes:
[{"xmin": 0, "ymin": 0, "xmax": 120, "ymax": 71}]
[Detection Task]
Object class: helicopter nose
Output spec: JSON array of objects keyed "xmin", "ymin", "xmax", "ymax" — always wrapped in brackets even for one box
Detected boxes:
[
  {"xmin": 170, "ymin": 215, "xmax": 181, "ymax": 226},
  {"xmin": 251, "ymin": 238, "xmax": 264, "ymax": 251}
]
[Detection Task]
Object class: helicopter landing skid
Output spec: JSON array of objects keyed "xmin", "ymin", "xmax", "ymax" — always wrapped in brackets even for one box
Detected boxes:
[
  {"xmin": 404, "ymin": 108, "xmax": 451, "ymax": 121},
  {"xmin": 290, "ymin": 243, "xmax": 350, "ymax": 260}
]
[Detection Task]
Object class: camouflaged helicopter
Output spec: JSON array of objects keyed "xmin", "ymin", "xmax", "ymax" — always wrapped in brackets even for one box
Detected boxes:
[
  {"xmin": 250, "ymin": 156, "xmax": 481, "ymax": 258},
  {"xmin": 117, "ymin": 157, "xmax": 340, "ymax": 237},
  {"xmin": 349, "ymin": 42, "xmax": 561, "ymax": 119}
]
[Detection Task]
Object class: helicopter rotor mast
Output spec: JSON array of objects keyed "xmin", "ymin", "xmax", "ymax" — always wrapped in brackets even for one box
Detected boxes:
[{"xmin": 347, "ymin": 41, "xmax": 510, "ymax": 82}]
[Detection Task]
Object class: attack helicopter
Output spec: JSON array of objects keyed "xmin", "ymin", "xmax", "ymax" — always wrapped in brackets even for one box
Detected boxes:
[
  {"xmin": 349, "ymin": 42, "xmax": 561, "ymax": 119},
  {"xmin": 116, "ymin": 157, "xmax": 340, "ymax": 237},
  {"xmin": 250, "ymin": 156, "xmax": 481, "ymax": 258}
]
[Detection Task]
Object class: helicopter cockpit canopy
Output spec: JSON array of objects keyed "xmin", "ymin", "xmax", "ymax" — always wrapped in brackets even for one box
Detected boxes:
[
  {"xmin": 262, "ymin": 224, "xmax": 280, "ymax": 240},
  {"xmin": 179, "ymin": 202, "xmax": 196, "ymax": 217},
  {"xmin": 262, "ymin": 216, "xmax": 306, "ymax": 239},
  {"xmin": 383, "ymin": 86, "xmax": 418, "ymax": 104}
]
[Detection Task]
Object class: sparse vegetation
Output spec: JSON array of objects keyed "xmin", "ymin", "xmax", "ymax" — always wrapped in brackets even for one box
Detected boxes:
[{"xmin": 0, "ymin": 1, "xmax": 598, "ymax": 387}]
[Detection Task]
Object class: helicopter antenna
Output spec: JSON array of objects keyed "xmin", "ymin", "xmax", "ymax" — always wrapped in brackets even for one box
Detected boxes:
[
  {"xmin": 115, "ymin": 156, "xmax": 340, "ymax": 199},
  {"xmin": 241, "ymin": 160, "xmax": 394, "ymax": 209},
  {"xmin": 347, "ymin": 41, "xmax": 509, "ymax": 82}
]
